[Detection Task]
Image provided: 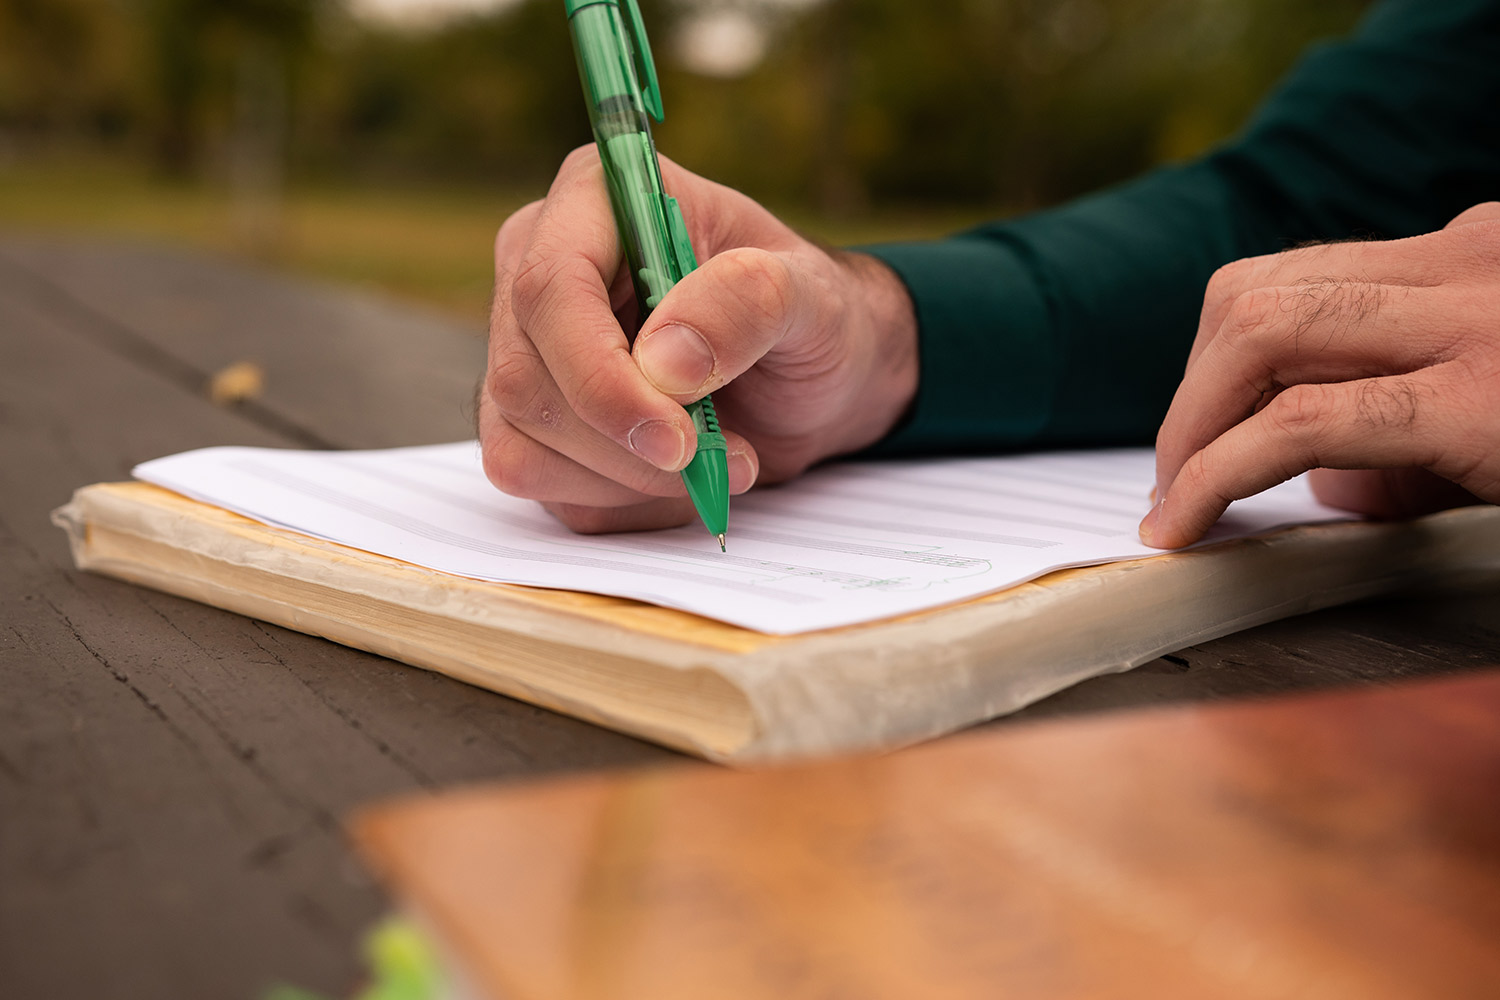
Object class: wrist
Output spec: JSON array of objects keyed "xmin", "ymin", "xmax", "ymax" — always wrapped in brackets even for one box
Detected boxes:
[{"xmin": 832, "ymin": 249, "xmax": 920, "ymax": 453}]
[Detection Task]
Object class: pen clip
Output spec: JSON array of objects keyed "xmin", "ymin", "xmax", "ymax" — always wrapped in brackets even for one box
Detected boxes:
[
  {"xmin": 665, "ymin": 196, "xmax": 698, "ymax": 276},
  {"xmin": 621, "ymin": 0, "xmax": 664, "ymax": 122}
]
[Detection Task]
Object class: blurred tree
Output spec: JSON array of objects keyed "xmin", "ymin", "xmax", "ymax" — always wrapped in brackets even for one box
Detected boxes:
[
  {"xmin": 141, "ymin": 0, "xmax": 324, "ymax": 176},
  {"xmin": 0, "ymin": 0, "xmax": 1377, "ymax": 223},
  {"xmin": 0, "ymin": 0, "xmax": 140, "ymax": 148},
  {"xmin": 297, "ymin": 0, "xmax": 684, "ymax": 188},
  {"xmin": 657, "ymin": 0, "xmax": 1370, "ymax": 214}
]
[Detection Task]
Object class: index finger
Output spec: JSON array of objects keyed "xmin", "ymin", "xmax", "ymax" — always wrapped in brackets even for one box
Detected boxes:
[
  {"xmin": 1190, "ymin": 236, "xmax": 1448, "ymax": 373},
  {"xmin": 510, "ymin": 147, "xmax": 698, "ymax": 472}
]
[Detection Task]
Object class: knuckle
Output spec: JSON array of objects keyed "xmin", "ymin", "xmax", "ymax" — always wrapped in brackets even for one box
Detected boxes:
[
  {"xmin": 1446, "ymin": 201, "xmax": 1500, "ymax": 231},
  {"xmin": 510, "ymin": 245, "xmax": 563, "ymax": 319},
  {"xmin": 758, "ymin": 445, "xmax": 818, "ymax": 485},
  {"xmin": 1290, "ymin": 277, "xmax": 1384, "ymax": 340},
  {"xmin": 488, "ymin": 350, "xmax": 570, "ymax": 433},
  {"xmin": 1206, "ymin": 259, "xmax": 1256, "ymax": 305},
  {"xmin": 566, "ymin": 353, "xmax": 630, "ymax": 422},
  {"xmin": 491, "ymin": 278, "xmax": 516, "ymax": 335},
  {"xmin": 1265, "ymin": 383, "xmax": 1330, "ymax": 438},
  {"xmin": 545, "ymin": 502, "xmax": 616, "ymax": 535},
  {"xmin": 720, "ymin": 248, "xmax": 793, "ymax": 330},
  {"xmin": 494, "ymin": 200, "xmax": 543, "ymax": 256},
  {"xmin": 1449, "ymin": 224, "xmax": 1500, "ymax": 274},
  {"xmin": 480, "ymin": 428, "xmax": 545, "ymax": 499},
  {"xmin": 510, "ymin": 241, "xmax": 600, "ymax": 334},
  {"xmin": 616, "ymin": 464, "xmax": 675, "ymax": 497},
  {"xmin": 486, "ymin": 349, "xmax": 550, "ymax": 422},
  {"xmin": 1177, "ymin": 451, "xmax": 1207, "ymax": 492},
  {"xmin": 1174, "ymin": 449, "xmax": 1221, "ymax": 504},
  {"xmin": 1219, "ymin": 288, "xmax": 1280, "ymax": 347},
  {"xmin": 560, "ymin": 144, "xmax": 601, "ymax": 175}
]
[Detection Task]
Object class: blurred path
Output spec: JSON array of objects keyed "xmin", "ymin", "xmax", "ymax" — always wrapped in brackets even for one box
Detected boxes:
[{"xmin": 0, "ymin": 237, "xmax": 1496, "ymax": 999}]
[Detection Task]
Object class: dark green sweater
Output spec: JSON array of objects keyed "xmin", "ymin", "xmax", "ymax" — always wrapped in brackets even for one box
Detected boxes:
[{"xmin": 866, "ymin": 0, "xmax": 1500, "ymax": 455}]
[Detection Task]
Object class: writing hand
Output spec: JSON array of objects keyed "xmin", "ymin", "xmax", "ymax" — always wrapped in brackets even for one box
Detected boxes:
[
  {"xmin": 1143, "ymin": 202, "xmax": 1500, "ymax": 548},
  {"xmin": 479, "ymin": 147, "xmax": 919, "ymax": 533}
]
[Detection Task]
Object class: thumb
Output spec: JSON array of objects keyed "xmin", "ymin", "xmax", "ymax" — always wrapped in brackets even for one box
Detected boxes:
[
  {"xmin": 634, "ymin": 247, "xmax": 819, "ymax": 403},
  {"xmin": 1445, "ymin": 201, "xmax": 1500, "ymax": 229}
]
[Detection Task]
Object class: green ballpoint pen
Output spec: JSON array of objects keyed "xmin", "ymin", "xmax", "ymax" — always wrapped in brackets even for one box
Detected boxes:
[{"xmin": 563, "ymin": 0, "xmax": 730, "ymax": 551}]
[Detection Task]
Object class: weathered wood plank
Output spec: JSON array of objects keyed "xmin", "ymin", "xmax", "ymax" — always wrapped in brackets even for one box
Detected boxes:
[
  {"xmin": 1002, "ymin": 587, "xmax": 1500, "ymax": 725},
  {"xmin": 0, "ymin": 237, "xmax": 489, "ymax": 449},
  {"xmin": 2, "ymin": 235, "xmax": 1497, "ymax": 999},
  {"xmin": 0, "ymin": 246, "xmax": 674, "ymax": 1000}
]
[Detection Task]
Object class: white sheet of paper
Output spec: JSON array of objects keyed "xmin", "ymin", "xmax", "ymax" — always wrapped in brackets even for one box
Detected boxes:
[{"xmin": 134, "ymin": 442, "xmax": 1353, "ymax": 634}]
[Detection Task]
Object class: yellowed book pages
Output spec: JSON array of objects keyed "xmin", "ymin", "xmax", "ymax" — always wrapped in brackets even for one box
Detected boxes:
[{"xmin": 53, "ymin": 481, "xmax": 1500, "ymax": 762}]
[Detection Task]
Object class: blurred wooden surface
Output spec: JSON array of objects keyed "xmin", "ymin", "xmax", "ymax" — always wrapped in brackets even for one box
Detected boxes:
[
  {"xmin": 356, "ymin": 669, "xmax": 1500, "ymax": 1000},
  {"xmin": 1, "ymin": 235, "xmax": 1497, "ymax": 999}
]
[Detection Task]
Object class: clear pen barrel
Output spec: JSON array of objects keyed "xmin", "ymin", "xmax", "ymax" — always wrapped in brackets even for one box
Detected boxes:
[{"xmin": 567, "ymin": 1, "xmax": 680, "ymax": 323}]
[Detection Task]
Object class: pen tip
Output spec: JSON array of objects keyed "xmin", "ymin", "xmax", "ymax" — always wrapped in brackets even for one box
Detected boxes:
[{"xmin": 717, "ymin": 533, "xmax": 726, "ymax": 552}]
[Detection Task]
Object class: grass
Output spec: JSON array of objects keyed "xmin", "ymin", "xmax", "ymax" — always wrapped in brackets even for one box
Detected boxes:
[
  {"xmin": 0, "ymin": 157, "xmax": 1000, "ymax": 327},
  {"xmin": 0, "ymin": 159, "xmax": 518, "ymax": 326}
]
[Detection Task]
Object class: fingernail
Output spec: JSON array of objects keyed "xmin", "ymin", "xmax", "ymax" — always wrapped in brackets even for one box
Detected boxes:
[
  {"xmin": 728, "ymin": 448, "xmax": 758, "ymax": 494},
  {"xmin": 1139, "ymin": 498, "xmax": 1164, "ymax": 544},
  {"xmin": 637, "ymin": 324, "xmax": 715, "ymax": 396},
  {"xmin": 1148, "ymin": 485, "xmax": 1158, "ymax": 504},
  {"xmin": 628, "ymin": 419, "xmax": 686, "ymax": 471}
]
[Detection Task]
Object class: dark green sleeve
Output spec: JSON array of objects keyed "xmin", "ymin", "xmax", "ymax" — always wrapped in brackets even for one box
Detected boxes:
[{"xmin": 864, "ymin": 0, "xmax": 1500, "ymax": 455}]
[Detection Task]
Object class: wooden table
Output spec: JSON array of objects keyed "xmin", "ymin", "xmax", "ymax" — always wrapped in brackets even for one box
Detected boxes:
[
  {"xmin": 3, "ymin": 236, "xmax": 1497, "ymax": 999},
  {"xmin": 355, "ymin": 668, "xmax": 1500, "ymax": 1000}
]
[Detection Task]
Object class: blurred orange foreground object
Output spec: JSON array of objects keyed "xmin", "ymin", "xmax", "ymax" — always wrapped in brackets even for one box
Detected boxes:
[{"xmin": 354, "ymin": 669, "xmax": 1500, "ymax": 1000}]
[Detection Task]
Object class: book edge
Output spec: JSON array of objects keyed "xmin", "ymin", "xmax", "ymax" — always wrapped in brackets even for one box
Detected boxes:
[{"xmin": 53, "ymin": 483, "xmax": 1500, "ymax": 764}]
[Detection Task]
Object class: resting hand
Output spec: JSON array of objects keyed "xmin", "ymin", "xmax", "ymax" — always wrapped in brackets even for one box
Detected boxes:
[
  {"xmin": 479, "ymin": 147, "xmax": 918, "ymax": 533},
  {"xmin": 1143, "ymin": 202, "xmax": 1500, "ymax": 548}
]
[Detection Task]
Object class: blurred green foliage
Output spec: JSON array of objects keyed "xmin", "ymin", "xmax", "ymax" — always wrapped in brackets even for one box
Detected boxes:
[
  {"xmin": 655, "ymin": 0, "xmax": 1373, "ymax": 212},
  {"xmin": 0, "ymin": 0, "xmax": 1371, "ymax": 216}
]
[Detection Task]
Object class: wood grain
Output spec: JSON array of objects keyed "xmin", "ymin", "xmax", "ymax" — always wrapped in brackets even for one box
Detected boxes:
[
  {"xmin": 0, "ymin": 240, "xmax": 675, "ymax": 1000},
  {"xmin": 356, "ymin": 669, "xmax": 1500, "ymax": 1000},
  {"xmin": 2, "ymin": 235, "xmax": 1497, "ymax": 999}
]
